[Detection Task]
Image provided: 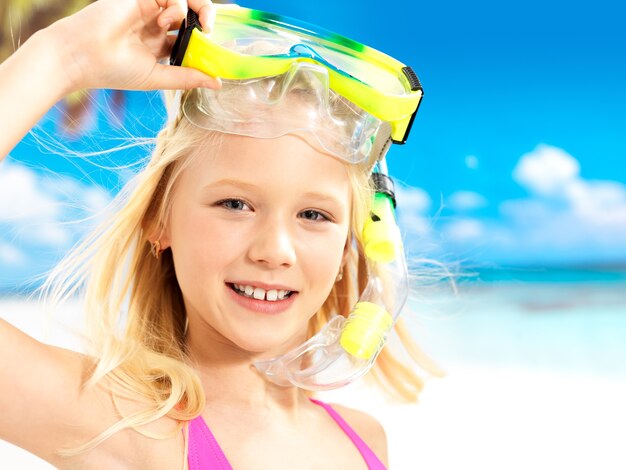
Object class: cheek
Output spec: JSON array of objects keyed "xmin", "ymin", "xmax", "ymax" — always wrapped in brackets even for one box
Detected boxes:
[
  {"xmin": 169, "ymin": 208, "xmax": 242, "ymax": 293},
  {"xmin": 300, "ymin": 227, "xmax": 348, "ymax": 288}
]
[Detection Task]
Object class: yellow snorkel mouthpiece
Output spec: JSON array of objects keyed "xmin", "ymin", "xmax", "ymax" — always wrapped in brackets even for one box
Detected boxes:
[{"xmin": 340, "ymin": 302, "xmax": 393, "ymax": 360}]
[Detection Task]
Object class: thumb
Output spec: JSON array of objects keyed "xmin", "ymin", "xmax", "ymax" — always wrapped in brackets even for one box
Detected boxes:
[{"xmin": 145, "ymin": 62, "xmax": 222, "ymax": 90}]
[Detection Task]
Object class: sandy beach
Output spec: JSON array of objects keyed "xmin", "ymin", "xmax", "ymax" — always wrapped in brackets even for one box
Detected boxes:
[{"xmin": 1, "ymin": 293, "xmax": 625, "ymax": 469}]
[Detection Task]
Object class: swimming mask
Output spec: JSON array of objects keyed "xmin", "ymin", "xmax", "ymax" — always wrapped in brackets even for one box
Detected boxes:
[{"xmin": 170, "ymin": 5, "xmax": 422, "ymax": 163}]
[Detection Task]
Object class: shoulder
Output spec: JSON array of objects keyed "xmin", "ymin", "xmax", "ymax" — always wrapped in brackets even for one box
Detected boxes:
[
  {"xmin": 0, "ymin": 322, "xmax": 181, "ymax": 468},
  {"xmin": 0, "ymin": 319, "xmax": 95, "ymax": 457},
  {"xmin": 62, "ymin": 371, "xmax": 186, "ymax": 469},
  {"xmin": 330, "ymin": 403, "xmax": 389, "ymax": 466}
]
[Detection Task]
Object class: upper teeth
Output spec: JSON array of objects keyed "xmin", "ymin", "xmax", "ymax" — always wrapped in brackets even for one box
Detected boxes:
[{"xmin": 233, "ymin": 284, "xmax": 291, "ymax": 301}]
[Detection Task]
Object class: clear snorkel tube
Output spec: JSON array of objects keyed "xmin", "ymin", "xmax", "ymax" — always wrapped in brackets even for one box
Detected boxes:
[{"xmin": 254, "ymin": 157, "xmax": 408, "ymax": 391}]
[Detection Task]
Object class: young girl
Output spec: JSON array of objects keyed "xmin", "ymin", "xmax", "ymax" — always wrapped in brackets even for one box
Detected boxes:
[{"xmin": 0, "ymin": 1, "xmax": 439, "ymax": 468}]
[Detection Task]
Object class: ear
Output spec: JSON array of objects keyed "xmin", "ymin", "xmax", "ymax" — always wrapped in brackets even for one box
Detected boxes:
[
  {"xmin": 148, "ymin": 223, "xmax": 171, "ymax": 251},
  {"xmin": 159, "ymin": 224, "xmax": 172, "ymax": 250},
  {"xmin": 340, "ymin": 235, "xmax": 352, "ymax": 268}
]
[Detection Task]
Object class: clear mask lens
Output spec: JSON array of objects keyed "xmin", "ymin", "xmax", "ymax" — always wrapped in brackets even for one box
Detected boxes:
[{"xmin": 182, "ymin": 62, "xmax": 382, "ymax": 163}]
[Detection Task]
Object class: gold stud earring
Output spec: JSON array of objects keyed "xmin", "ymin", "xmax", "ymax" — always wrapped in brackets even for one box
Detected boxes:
[
  {"xmin": 336, "ymin": 267, "xmax": 344, "ymax": 282},
  {"xmin": 151, "ymin": 240, "xmax": 162, "ymax": 260}
]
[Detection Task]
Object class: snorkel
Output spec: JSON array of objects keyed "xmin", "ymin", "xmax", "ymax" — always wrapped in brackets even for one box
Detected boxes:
[{"xmin": 170, "ymin": 5, "xmax": 422, "ymax": 391}]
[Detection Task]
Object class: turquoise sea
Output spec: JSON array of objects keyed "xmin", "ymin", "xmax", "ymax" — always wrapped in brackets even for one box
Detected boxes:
[{"xmin": 406, "ymin": 268, "xmax": 626, "ymax": 379}]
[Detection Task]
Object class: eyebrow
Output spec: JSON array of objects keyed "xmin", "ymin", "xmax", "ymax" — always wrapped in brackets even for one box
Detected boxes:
[
  {"xmin": 202, "ymin": 180, "xmax": 346, "ymax": 207},
  {"xmin": 201, "ymin": 179, "xmax": 260, "ymax": 192},
  {"xmin": 301, "ymin": 191, "xmax": 346, "ymax": 208}
]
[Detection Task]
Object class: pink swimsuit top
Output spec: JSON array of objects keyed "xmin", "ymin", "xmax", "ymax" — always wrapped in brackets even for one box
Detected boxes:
[{"xmin": 187, "ymin": 398, "xmax": 387, "ymax": 469}]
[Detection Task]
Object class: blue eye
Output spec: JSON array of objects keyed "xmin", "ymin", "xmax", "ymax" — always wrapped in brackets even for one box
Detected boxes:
[
  {"xmin": 217, "ymin": 199, "xmax": 250, "ymax": 211},
  {"xmin": 299, "ymin": 209, "xmax": 330, "ymax": 222}
]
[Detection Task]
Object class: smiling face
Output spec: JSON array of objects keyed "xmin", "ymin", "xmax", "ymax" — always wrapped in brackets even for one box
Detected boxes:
[{"xmin": 162, "ymin": 132, "xmax": 352, "ymax": 357}]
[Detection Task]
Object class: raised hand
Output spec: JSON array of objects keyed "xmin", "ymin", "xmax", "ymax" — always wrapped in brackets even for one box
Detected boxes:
[
  {"xmin": 0, "ymin": 0, "xmax": 221, "ymax": 158},
  {"xmin": 50, "ymin": 0, "xmax": 221, "ymax": 92}
]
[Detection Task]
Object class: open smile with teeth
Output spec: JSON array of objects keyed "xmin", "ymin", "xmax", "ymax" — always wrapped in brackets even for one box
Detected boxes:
[{"xmin": 229, "ymin": 283, "xmax": 294, "ymax": 302}]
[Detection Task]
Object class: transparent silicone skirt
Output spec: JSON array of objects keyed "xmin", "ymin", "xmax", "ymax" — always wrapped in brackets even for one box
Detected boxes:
[{"xmin": 182, "ymin": 62, "xmax": 383, "ymax": 164}]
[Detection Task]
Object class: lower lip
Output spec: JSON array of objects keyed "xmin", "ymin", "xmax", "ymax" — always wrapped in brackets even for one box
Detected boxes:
[{"xmin": 227, "ymin": 285, "xmax": 298, "ymax": 315}]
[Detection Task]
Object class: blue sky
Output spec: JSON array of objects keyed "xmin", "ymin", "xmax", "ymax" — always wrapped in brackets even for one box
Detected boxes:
[
  {"xmin": 2, "ymin": 0, "xmax": 626, "ymax": 290},
  {"xmin": 244, "ymin": 0, "xmax": 626, "ymax": 266}
]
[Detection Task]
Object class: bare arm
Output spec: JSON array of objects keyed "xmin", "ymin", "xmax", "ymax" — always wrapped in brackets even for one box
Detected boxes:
[
  {"xmin": 0, "ymin": 319, "xmax": 93, "ymax": 460},
  {"xmin": 0, "ymin": 0, "xmax": 221, "ymax": 160},
  {"xmin": 0, "ymin": 0, "xmax": 220, "ymax": 462},
  {"xmin": 0, "ymin": 29, "xmax": 70, "ymax": 159}
]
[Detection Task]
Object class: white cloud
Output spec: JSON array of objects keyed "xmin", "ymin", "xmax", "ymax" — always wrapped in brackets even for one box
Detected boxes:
[
  {"xmin": 424, "ymin": 144, "xmax": 626, "ymax": 265},
  {"xmin": 465, "ymin": 155, "xmax": 479, "ymax": 170},
  {"xmin": 444, "ymin": 218, "xmax": 485, "ymax": 243},
  {"xmin": 396, "ymin": 184, "xmax": 431, "ymax": 214},
  {"xmin": 506, "ymin": 145, "xmax": 626, "ymax": 235},
  {"xmin": 83, "ymin": 187, "xmax": 111, "ymax": 213},
  {"xmin": 447, "ymin": 191, "xmax": 487, "ymax": 211},
  {"xmin": 40, "ymin": 175, "xmax": 111, "ymax": 215},
  {"xmin": 513, "ymin": 144, "xmax": 580, "ymax": 197},
  {"xmin": 498, "ymin": 145, "xmax": 626, "ymax": 262},
  {"xmin": 499, "ymin": 197, "xmax": 555, "ymax": 224},
  {"xmin": 0, "ymin": 162, "xmax": 60, "ymax": 220},
  {"xmin": 19, "ymin": 222, "xmax": 72, "ymax": 247},
  {"xmin": 395, "ymin": 184, "xmax": 432, "ymax": 237},
  {"xmin": 0, "ymin": 243, "xmax": 25, "ymax": 265},
  {"xmin": 0, "ymin": 161, "xmax": 112, "ymax": 276},
  {"xmin": 567, "ymin": 180, "xmax": 626, "ymax": 225}
]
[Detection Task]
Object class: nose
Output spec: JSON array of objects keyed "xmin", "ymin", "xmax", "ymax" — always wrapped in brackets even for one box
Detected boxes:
[{"xmin": 248, "ymin": 218, "xmax": 296, "ymax": 268}]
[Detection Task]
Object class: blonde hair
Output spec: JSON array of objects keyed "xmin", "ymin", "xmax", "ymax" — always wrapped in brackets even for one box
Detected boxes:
[{"xmin": 43, "ymin": 89, "xmax": 441, "ymax": 457}]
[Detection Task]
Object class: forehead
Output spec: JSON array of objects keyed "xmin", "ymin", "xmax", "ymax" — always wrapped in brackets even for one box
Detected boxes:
[{"xmin": 179, "ymin": 132, "xmax": 353, "ymax": 198}]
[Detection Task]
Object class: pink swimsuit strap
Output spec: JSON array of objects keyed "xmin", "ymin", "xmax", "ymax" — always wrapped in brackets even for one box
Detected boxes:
[
  {"xmin": 187, "ymin": 398, "xmax": 387, "ymax": 470},
  {"xmin": 187, "ymin": 411, "xmax": 233, "ymax": 470},
  {"xmin": 308, "ymin": 398, "xmax": 387, "ymax": 470}
]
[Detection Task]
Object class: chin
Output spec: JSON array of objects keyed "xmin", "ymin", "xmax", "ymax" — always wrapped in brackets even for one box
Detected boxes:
[{"xmin": 233, "ymin": 331, "xmax": 306, "ymax": 358}]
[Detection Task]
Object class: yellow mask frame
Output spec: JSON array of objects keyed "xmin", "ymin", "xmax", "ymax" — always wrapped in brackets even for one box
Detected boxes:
[{"xmin": 170, "ymin": 5, "xmax": 423, "ymax": 144}]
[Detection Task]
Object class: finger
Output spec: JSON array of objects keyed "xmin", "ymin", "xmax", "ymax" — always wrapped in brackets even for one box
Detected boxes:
[
  {"xmin": 157, "ymin": 0, "xmax": 187, "ymax": 28},
  {"xmin": 147, "ymin": 62, "xmax": 222, "ymax": 90},
  {"xmin": 197, "ymin": 2, "xmax": 216, "ymax": 33}
]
